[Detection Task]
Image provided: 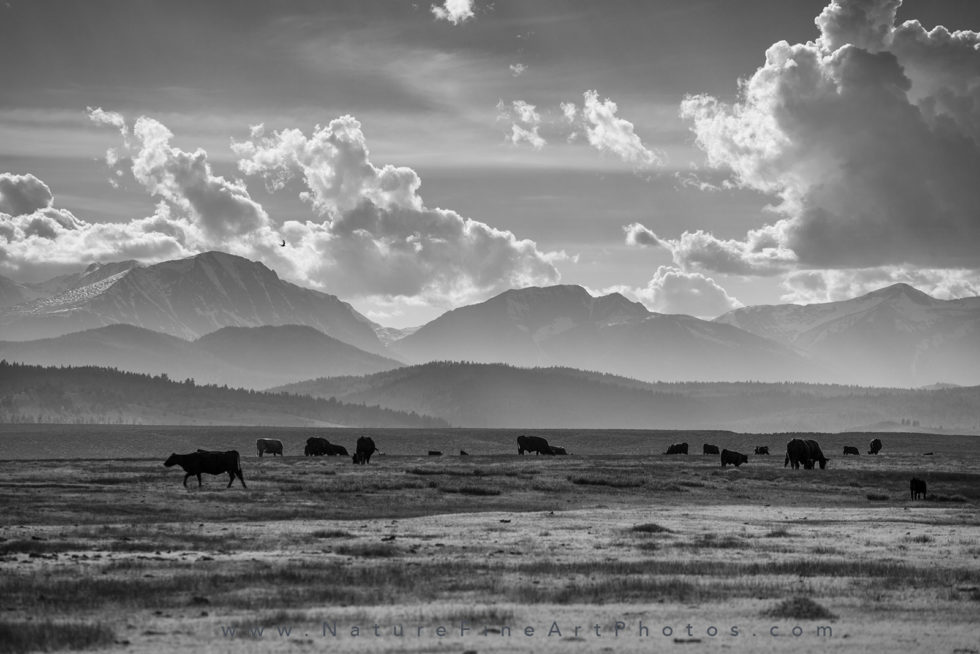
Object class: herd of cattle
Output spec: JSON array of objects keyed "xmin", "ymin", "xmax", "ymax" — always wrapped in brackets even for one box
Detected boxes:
[{"xmin": 164, "ymin": 433, "xmax": 927, "ymax": 499}]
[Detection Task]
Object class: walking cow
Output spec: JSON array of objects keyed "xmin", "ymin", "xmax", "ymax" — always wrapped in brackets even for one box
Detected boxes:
[{"xmin": 164, "ymin": 450, "xmax": 246, "ymax": 488}]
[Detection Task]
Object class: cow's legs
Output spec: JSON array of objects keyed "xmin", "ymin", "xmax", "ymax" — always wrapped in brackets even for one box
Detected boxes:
[
  {"xmin": 238, "ymin": 471, "xmax": 247, "ymax": 489},
  {"xmin": 226, "ymin": 472, "xmax": 234, "ymax": 488},
  {"xmin": 197, "ymin": 473, "xmax": 203, "ymax": 487},
  {"xmin": 183, "ymin": 473, "xmax": 191, "ymax": 487}
]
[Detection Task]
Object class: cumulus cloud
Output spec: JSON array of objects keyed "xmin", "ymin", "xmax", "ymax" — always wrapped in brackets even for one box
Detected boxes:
[
  {"xmin": 0, "ymin": 173, "xmax": 54, "ymax": 216},
  {"xmin": 563, "ymin": 91, "xmax": 662, "ymax": 169},
  {"xmin": 431, "ymin": 0, "xmax": 474, "ymax": 25},
  {"xmin": 609, "ymin": 265, "xmax": 742, "ymax": 319},
  {"xmin": 623, "ymin": 222, "xmax": 660, "ymax": 248},
  {"xmin": 781, "ymin": 267, "xmax": 980, "ymax": 304},
  {"xmin": 4, "ymin": 110, "xmax": 561, "ymax": 304},
  {"xmin": 623, "ymin": 222, "xmax": 794, "ymax": 275},
  {"xmin": 679, "ymin": 0, "xmax": 980, "ymax": 274},
  {"xmin": 509, "ymin": 63, "xmax": 527, "ymax": 77},
  {"xmin": 231, "ymin": 116, "xmax": 561, "ymax": 301},
  {"xmin": 496, "ymin": 100, "xmax": 546, "ymax": 150}
]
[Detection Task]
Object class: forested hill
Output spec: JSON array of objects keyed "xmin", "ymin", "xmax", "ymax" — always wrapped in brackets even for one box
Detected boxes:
[{"xmin": 0, "ymin": 361, "xmax": 446, "ymax": 428}]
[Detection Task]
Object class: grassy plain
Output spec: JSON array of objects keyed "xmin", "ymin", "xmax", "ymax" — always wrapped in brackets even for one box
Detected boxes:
[{"xmin": 0, "ymin": 425, "xmax": 978, "ymax": 653}]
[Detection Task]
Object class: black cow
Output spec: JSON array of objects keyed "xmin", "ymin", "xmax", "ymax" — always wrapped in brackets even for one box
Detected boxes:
[
  {"xmin": 549, "ymin": 446, "xmax": 568, "ymax": 455},
  {"xmin": 164, "ymin": 450, "xmax": 246, "ymax": 488},
  {"xmin": 843, "ymin": 446, "xmax": 860, "ymax": 456},
  {"xmin": 305, "ymin": 437, "xmax": 328, "ymax": 456},
  {"xmin": 517, "ymin": 435, "xmax": 554, "ymax": 455},
  {"xmin": 256, "ymin": 438, "xmax": 283, "ymax": 457},
  {"xmin": 703, "ymin": 444, "xmax": 720, "ymax": 455},
  {"xmin": 910, "ymin": 478, "xmax": 927, "ymax": 500},
  {"xmin": 721, "ymin": 449, "xmax": 748, "ymax": 467},
  {"xmin": 754, "ymin": 446, "xmax": 769, "ymax": 455},
  {"xmin": 785, "ymin": 438, "xmax": 810, "ymax": 469},
  {"xmin": 665, "ymin": 442, "xmax": 688, "ymax": 455},
  {"xmin": 428, "ymin": 450, "xmax": 442, "ymax": 456},
  {"xmin": 460, "ymin": 450, "xmax": 469, "ymax": 456},
  {"xmin": 353, "ymin": 436, "xmax": 377, "ymax": 464},
  {"xmin": 325, "ymin": 443, "xmax": 348, "ymax": 456},
  {"xmin": 868, "ymin": 438, "xmax": 882, "ymax": 455},
  {"xmin": 804, "ymin": 439, "xmax": 828, "ymax": 469}
]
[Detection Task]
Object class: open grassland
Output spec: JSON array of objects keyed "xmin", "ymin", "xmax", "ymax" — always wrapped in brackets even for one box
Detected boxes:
[{"xmin": 0, "ymin": 426, "xmax": 978, "ymax": 653}]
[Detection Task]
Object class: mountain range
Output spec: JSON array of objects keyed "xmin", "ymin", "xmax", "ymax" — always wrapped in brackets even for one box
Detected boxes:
[
  {"xmin": 272, "ymin": 361, "xmax": 980, "ymax": 432},
  {"xmin": 0, "ymin": 251, "xmax": 386, "ymax": 354},
  {"xmin": 2, "ymin": 250, "xmax": 980, "ymax": 390},
  {"xmin": 0, "ymin": 323, "xmax": 401, "ymax": 390}
]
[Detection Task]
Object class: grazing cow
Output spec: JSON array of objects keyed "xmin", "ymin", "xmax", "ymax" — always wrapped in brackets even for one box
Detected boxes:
[
  {"xmin": 868, "ymin": 438, "xmax": 882, "ymax": 455},
  {"xmin": 353, "ymin": 436, "xmax": 377, "ymax": 465},
  {"xmin": 785, "ymin": 438, "xmax": 810, "ymax": 470},
  {"xmin": 549, "ymin": 446, "xmax": 568, "ymax": 455},
  {"xmin": 325, "ymin": 443, "xmax": 348, "ymax": 456},
  {"xmin": 910, "ymin": 478, "xmax": 927, "ymax": 499},
  {"xmin": 428, "ymin": 450, "xmax": 442, "ymax": 456},
  {"xmin": 923, "ymin": 451, "xmax": 934, "ymax": 456},
  {"xmin": 164, "ymin": 450, "xmax": 246, "ymax": 488},
  {"xmin": 703, "ymin": 444, "xmax": 720, "ymax": 455},
  {"xmin": 460, "ymin": 450, "xmax": 469, "ymax": 456},
  {"xmin": 754, "ymin": 446, "xmax": 769, "ymax": 455},
  {"xmin": 721, "ymin": 449, "xmax": 749, "ymax": 467},
  {"xmin": 517, "ymin": 435, "xmax": 554, "ymax": 455},
  {"xmin": 665, "ymin": 442, "xmax": 688, "ymax": 455},
  {"xmin": 256, "ymin": 438, "xmax": 283, "ymax": 457},
  {"xmin": 843, "ymin": 446, "xmax": 860, "ymax": 456},
  {"xmin": 804, "ymin": 439, "xmax": 828, "ymax": 469},
  {"xmin": 305, "ymin": 437, "xmax": 329, "ymax": 456}
]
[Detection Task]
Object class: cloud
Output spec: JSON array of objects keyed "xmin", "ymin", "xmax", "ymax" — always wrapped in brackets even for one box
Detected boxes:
[
  {"xmin": 232, "ymin": 115, "xmax": 562, "ymax": 301},
  {"xmin": 4, "ymin": 111, "xmax": 562, "ymax": 305},
  {"xmin": 623, "ymin": 222, "xmax": 794, "ymax": 275},
  {"xmin": 608, "ymin": 266, "xmax": 742, "ymax": 319},
  {"xmin": 431, "ymin": 0, "xmax": 474, "ymax": 25},
  {"xmin": 509, "ymin": 63, "xmax": 528, "ymax": 77},
  {"xmin": 563, "ymin": 90, "xmax": 662, "ymax": 169},
  {"xmin": 623, "ymin": 222, "xmax": 660, "ymax": 247},
  {"xmin": 496, "ymin": 100, "xmax": 546, "ymax": 150},
  {"xmin": 781, "ymin": 267, "xmax": 980, "ymax": 304},
  {"xmin": 89, "ymin": 107, "xmax": 271, "ymax": 241},
  {"xmin": 679, "ymin": 0, "xmax": 980, "ymax": 273},
  {"xmin": 0, "ymin": 173, "xmax": 53, "ymax": 216}
]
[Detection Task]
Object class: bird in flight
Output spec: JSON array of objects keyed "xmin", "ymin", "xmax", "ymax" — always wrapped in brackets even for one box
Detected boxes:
[{"xmin": 279, "ymin": 239, "xmax": 286, "ymax": 247}]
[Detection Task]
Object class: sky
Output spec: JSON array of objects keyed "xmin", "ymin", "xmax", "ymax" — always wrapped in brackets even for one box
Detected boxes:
[{"xmin": 1, "ymin": 0, "xmax": 979, "ymax": 327}]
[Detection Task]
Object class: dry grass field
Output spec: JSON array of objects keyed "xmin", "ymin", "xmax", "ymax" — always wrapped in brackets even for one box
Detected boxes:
[{"xmin": 1, "ymin": 426, "xmax": 979, "ymax": 653}]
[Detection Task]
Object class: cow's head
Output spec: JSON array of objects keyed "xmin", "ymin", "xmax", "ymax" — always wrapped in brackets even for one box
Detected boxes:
[{"xmin": 164, "ymin": 453, "xmax": 178, "ymax": 467}]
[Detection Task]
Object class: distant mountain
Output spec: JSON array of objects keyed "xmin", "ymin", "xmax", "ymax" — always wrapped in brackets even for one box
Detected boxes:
[
  {"xmin": 0, "ymin": 360, "xmax": 443, "ymax": 428},
  {"xmin": 273, "ymin": 361, "xmax": 980, "ymax": 432},
  {"xmin": 0, "ymin": 274, "xmax": 34, "ymax": 308},
  {"xmin": 0, "ymin": 251, "xmax": 386, "ymax": 354},
  {"xmin": 715, "ymin": 283, "xmax": 980, "ymax": 386},
  {"xmin": 390, "ymin": 285, "xmax": 825, "ymax": 383},
  {"xmin": 0, "ymin": 323, "xmax": 401, "ymax": 390}
]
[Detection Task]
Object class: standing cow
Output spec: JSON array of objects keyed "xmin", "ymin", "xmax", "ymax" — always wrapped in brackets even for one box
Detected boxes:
[
  {"xmin": 256, "ymin": 438, "xmax": 283, "ymax": 457},
  {"xmin": 353, "ymin": 436, "xmax": 377, "ymax": 464},
  {"xmin": 517, "ymin": 435, "xmax": 554, "ymax": 455},
  {"xmin": 804, "ymin": 439, "xmax": 828, "ymax": 469},
  {"xmin": 843, "ymin": 446, "xmax": 860, "ymax": 456},
  {"xmin": 754, "ymin": 446, "xmax": 769, "ymax": 455},
  {"xmin": 164, "ymin": 450, "xmax": 246, "ymax": 488},
  {"xmin": 721, "ymin": 449, "xmax": 749, "ymax": 467},
  {"xmin": 868, "ymin": 438, "xmax": 883, "ymax": 455},
  {"xmin": 785, "ymin": 439, "xmax": 810, "ymax": 470},
  {"xmin": 665, "ymin": 443, "xmax": 688, "ymax": 455},
  {"xmin": 910, "ymin": 478, "xmax": 927, "ymax": 500},
  {"xmin": 703, "ymin": 444, "xmax": 720, "ymax": 455}
]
